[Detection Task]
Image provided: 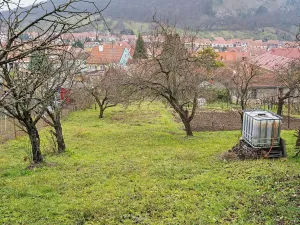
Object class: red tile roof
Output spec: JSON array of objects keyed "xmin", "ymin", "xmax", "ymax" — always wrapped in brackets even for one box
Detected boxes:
[
  {"xmin": 227, "ymin": 47, "xmax": 248, "ymax": 52},
  {"xmin": 270, "ymin": 48, "xmax": 300, "ymax": 59},
  {"xmin": 214, "ymin": 37, "xmax": 225, "ymax": 41},
  {"xmin": 253, "ymin": 48, "xmax": 300, "ymax": 71},
  {"xmin": 86, "ymin": 43, "xmax": 126, "ymax": 64}
]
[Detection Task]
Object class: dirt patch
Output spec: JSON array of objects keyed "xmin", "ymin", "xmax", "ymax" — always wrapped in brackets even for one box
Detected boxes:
[
  {"xmin": 111, "ymin": 111, "xmax": 160, "ymax": 123},
  {"xmin": 191, "ymin": 110, "xmax": 300, "ymax": 131}
]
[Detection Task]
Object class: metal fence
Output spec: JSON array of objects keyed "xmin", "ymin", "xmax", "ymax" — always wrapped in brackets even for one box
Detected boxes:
[{"xmin": 0, "ymin": 106, "xmax": 76, "ymax": 143}]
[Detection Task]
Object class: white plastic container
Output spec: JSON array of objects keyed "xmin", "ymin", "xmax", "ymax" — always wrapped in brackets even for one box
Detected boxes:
[{"xmin": 242, "ymin": 110, "xmax": 282, "ymax": 148}]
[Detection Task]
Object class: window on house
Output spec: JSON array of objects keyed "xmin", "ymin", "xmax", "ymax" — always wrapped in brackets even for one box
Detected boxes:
[
  {"xmin": 251, "ymin": 89, "xmax": 257, "ymax": 99},
  {"xmin": 99, "ymin": 65, "xmax": 104, "ymax": 71}
]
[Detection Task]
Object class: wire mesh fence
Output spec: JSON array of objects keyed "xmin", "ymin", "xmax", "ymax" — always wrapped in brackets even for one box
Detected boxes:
[{"xmin": 0, "ymin": 105, "xmax": 77, "ymax": 143}]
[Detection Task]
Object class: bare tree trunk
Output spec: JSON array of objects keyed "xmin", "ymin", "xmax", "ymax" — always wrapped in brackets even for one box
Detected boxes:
[
  {"xmin": 240, "ymin": 97, "xmax": 246, "ymax": 110},
  {"xmin": 99, "ymin": 106, "xmax": 105, "ymax": 119},
  {"xmin": 296, "ymin": 130, "xmax": 300, "ymax": 147},
  {"xmin": 239, "ymin": 111, "xmax": 244, "ymax": 124},
  {"xmin": 295, "ymin": 130, "xmax": 300, "ymax": 157},
  {"xmin": 27, "ymin": 125, "xmax": 43, "ymax": 164},
  {"xmin": 179, "ymin": 111, "xmax": 193, "ymax": 136},
  {"xmin": 182, "ymin": 119, "xmax": 193, "ymax": 136},
  {"xmin": 277, "ymin": 98, "xmax": 284, "ymax": 116},
  {"xmin": 54, "ymin": 120, "xmax": 66, "ymax": 154}
]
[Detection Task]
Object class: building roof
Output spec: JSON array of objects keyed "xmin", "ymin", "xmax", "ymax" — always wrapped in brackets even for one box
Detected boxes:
[
  {"xmin": 62, "ymin": 32, "xmax": 98, "ymax": 40},
  {"xmin": 212, "ymin": 40, "xmax": 234, "ymax": 45},
  {"xmin": 267, "ymin": 40, "xmax": 280, "ymax": 45},
  {"xmin": 194, "ymin": 38, "xmax": 211, "ymax": 45},
  {"xmin": 250, "ymin": 73, "xmax": 284, "ymax": 88},
  {"xmin": 270, "ymin": 48, "xmax": 300, "ymax": 59},
  {"xmin": 121, "ymin": 35, "xmax": 137, "ymax": 40},
  {"xmin": 214, "ymin": 37, "xmax": 225, "ymax": 41},
  {"xmin": 249, "ymin": 48, "xmax": 267, "ymax": 57},
  {"xmin": 86, "ymin": 43, "xmax": 126, "ymax": 64},
  {"xmin": 227, "ymin": 47, "xmax": 248, "ymax": 52},
  {"xmin": 217, "ymin": 52, "xmax": 237, "ymax": 61},
  {"xmin": 253, "ymin": 48, "xmax": 300, "ymax": 71}
]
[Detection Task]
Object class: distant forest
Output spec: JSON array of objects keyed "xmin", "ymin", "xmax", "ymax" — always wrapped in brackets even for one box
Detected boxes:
[
  {"xmin": 11, "ymin": 0, "xmax": 300, "ymax": 39},
  {"xmin": 97, "ymin": 0, "xmax": 300, "ymax": 30}
]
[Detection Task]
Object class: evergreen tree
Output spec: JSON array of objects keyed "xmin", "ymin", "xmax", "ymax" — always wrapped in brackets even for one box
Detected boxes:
[
  {"xmin": 72, "ymin": 39, "xmax": 84, "ymax": 49},
  {"xmin": 28, "ymin": 52, "xmax": 51, "ymax": 73},
  {"xmin": 133, "ymin": 34, "xmax": 147, "ymax": 59}
]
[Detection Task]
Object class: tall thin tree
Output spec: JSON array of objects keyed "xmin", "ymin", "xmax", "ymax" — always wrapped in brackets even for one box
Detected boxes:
[{"xmin": 133, "ymin": 34, "xmax": 147, "ymax": 59}]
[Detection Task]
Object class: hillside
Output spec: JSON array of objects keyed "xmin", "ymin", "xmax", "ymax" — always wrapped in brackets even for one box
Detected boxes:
[
  {"xmin": 40, "ymin": 0, "xmax": 300, "ymax": 30},
  {"xmin": 0, "ymin": 104, "xmax": 299, "ymax": 224},
  {"xmin": 14, "ymin": 0, "xmax": 300, "ymax": 33}
]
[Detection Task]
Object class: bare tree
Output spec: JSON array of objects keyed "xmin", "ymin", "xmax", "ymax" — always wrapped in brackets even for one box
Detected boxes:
[
  {"xmin": 0, "ymin": 53, "xmax": 69, "ymax": 163},
  {"xmin": 0, "ymin": 0, "xmax": 109, "ymax": 164},
  {"xmin": 127, "ymin": 21, "xmax": 221, "ymax": 136},
  {"xmin": 228, "ymin": 60, "xmax": 261, "ymax": 111},
  {"xmin": 82, "ymin": 66, "xmax": 126, "ymax": 119},
  {"xmin": 41, "ymin": 49, "xmax": 82, "ymax": 154},
  {"xmin": 0, "ymin": 0, "xmax": 110, "ymax": 65},
  {"xmin": 274, "ymin": 59, "xmax": 300, "ymax": 116},
  {"xmin": 294, "ymin": 28, "xmax": 300, "ymax": 157}
]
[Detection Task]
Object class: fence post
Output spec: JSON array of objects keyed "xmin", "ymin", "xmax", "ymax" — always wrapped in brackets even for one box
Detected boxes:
[
  {"xmin": 4, "ymin": 115, "xmax": 7, "ymax": 132},
  {"xmin": 13, "ymin": 119, "xmax": 17, "ymax": 138}
]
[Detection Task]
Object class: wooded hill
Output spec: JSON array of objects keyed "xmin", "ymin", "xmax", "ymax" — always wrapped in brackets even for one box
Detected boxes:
[{"xmin": 10, "ymin": 0, "xmax": 300, "ymax": 38}]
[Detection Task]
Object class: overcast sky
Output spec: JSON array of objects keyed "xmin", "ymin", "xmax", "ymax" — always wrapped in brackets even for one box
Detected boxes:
[{"xmin": 19, "ymin": 0, "xmax": 43, "ymax": 6}]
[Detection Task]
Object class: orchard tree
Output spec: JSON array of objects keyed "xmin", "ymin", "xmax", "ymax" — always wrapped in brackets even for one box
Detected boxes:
[
  {"xmin": 0, "ymin": 53, "xmax": 69, "ymax": 163},
  {"xmin": 294, "ymin": 29, "xmax": 300, "ymax": 157},
  {"xmin": 0, "ymin": 0, "xmax": 109, "ymax": 164},
  {"xmin": 229, "ymin": 60, "xmax": 261, "ymax": 110},
  {"xmin": 40, "ymin": 49, "xmax": 82, "ymax": 154},
  {"xmin": 128, "ymin": 21, "xmax": 221, "ymax": 136},
  {"xmin": 275, "ymin": 59, "xmax": 300, "ymax": 116},
  {"xmin": 82, "ymin": 66, "xmax": 126, "ymax": 119}
]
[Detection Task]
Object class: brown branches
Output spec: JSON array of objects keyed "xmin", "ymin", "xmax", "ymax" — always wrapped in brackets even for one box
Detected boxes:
[
  {"xmin": 81, "ymin": 66, "xmax": 127, "ymax": 118},
  {"xmin": 127, "ymin": 21, "xmax": 220, "ymax": 136},
  {"xmin": 0, "ymin": 0, "xmax": 110, "ymax": 65}
]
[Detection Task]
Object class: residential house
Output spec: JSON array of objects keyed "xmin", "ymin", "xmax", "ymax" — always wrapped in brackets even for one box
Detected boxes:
[
  {"xmin": 212, "ymin": 39, "xmax": 234, "ymax": 48},
  {"xmin": 194, "ymin": 38, "xmax": 211, "ymax": 48},
  {"xmin": 62, "ymin": 32, "xmax": 99, "ymax": 43},
  {"xmin": 85, "ymin": 42, "xmax": 132, "ymax": 72},
  {"xmin": 232, "ymin": 39, "xmax": 248, "ymax": 47},
  {"xmin": 243, "ymin": 48, "xmax": 300, "ymax": 103},
  {"xmin": 250, "ymin": 40, "xmax": 268, "ymax": 49},
  {"xmin": 241, "ymin": 39, "xmax": 253, "ymax": 47},
  {"xmin": 217, "ymin": 52, "xmax": 237, "ymax": 61},
  {"xmin": 217, "ymin": 51, "xmax": 249, "ymax": 61},
  {"xmin": 121, "ymin": 35, "xmax": 137, "ymax": 44},
  {"xmin": 254, "ymin": 48, "xmax": 300, "ymax": 71},
  {"xmin": 267, "ymin": 40, "xmax": 280, "ymax": 49},
  {"xmin": 84, "ymin": 42, "xmax": 100, "ymax": 51}
]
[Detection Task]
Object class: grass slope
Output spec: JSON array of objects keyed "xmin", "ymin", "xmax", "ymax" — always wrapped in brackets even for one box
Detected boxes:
[{"xmin": 0, "ymin": 104, "xmax": 299, "ymax": 224}]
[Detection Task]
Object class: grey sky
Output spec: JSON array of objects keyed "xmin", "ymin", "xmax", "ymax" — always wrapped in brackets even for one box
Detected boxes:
[{"xmin": 17, "ymin": 0, "xmax": 43, "ymax": 7}]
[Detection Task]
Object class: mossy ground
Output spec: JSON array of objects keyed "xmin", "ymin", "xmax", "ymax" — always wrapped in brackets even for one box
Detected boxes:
[{"xmin": 0, "ymin": 104, "xmax": 299, "ymax": 224}]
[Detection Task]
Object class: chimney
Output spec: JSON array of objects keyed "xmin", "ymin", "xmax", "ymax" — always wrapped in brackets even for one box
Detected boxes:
[{"xmin": 99, "ymin": 44, "xmax": 104, "ymax": 52}]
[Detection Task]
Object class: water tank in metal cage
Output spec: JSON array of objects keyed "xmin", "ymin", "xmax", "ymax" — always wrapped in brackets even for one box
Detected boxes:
[{"xmin": 242, "ymin": 110, "xmax": 282, "ymax": 148}]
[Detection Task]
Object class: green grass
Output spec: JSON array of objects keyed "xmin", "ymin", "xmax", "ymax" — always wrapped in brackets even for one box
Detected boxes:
[{"xmin": 0, "ymin": 104, "xmax": 299, "ymax": 224}]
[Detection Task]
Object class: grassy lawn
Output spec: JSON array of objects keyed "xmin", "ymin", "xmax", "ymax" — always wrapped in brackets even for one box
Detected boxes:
[{"xmin": 0, "ymin": 104, "xmax": 299, "ymax": 224}]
